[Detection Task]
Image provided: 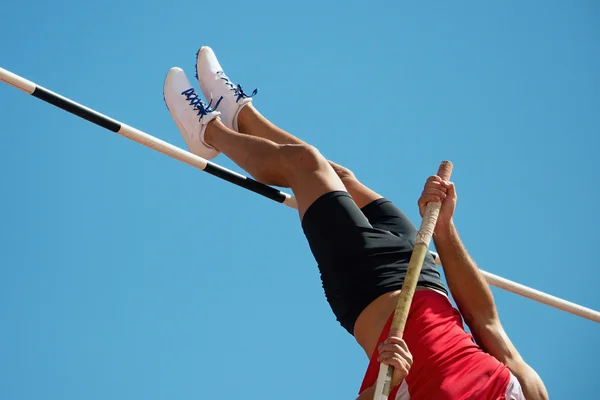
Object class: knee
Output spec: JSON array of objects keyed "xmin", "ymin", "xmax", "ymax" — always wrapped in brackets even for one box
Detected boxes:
[{"xmin": 280, "ymin": 143, "xmax": 328, "ymax": 173}]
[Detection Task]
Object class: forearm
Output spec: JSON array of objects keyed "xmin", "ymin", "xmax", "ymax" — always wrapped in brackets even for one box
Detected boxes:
[
  {"xmin": 418, "ymin": 177, "xmax": 547, "ymax": 399},
  {"xmin": 433, "ymin": 221, "xmax": 498, "ymax": 326},
  {"xmin": 434, "ymin": 223, "xmax": 524, "ymax": 366},
  {"xmin": 434, "ymin": 222, "xmax": 549, "ymax": 399}
]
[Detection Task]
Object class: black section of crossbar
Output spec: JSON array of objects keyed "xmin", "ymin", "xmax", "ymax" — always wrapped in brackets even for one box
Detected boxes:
[
  {"xmin": 29, "ymin": 83, "xmax": 289, "ymax": 205},
  {"xmin": 32, "ymin": 86, "xmax": 121, "ymax": 132},
  {"xmin": 204, "ymin": 162, "xmax": 287, "ymax": 203}
]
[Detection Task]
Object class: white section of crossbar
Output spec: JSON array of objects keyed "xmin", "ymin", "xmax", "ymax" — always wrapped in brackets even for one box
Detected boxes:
[{"xmin": 431, "ymin": 253, "xmax": 599, "ymax": 323}]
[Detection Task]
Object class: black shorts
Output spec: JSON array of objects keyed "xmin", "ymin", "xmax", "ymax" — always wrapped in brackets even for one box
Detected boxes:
[{"xmin": 301, "ymin": 191, "xmax": 447, "ymax": 335}]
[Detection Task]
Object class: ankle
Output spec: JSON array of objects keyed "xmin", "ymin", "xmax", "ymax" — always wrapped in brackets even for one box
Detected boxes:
[
  {"xmin": 204, "ymin": 119, "xmax": 221, "ymax": 148},
  {"xmin": 237, "ymin": 103, "xmax": 257, "ymax": 133}
]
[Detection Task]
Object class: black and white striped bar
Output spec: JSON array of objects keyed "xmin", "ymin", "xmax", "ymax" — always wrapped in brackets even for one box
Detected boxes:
[
  {"xmin": 2, "ymin": 67, "xmax": 599, "ymax": 324},
  {"xmin": 0, "ymin": 67, "xmax": 297, "ymax": 209}
]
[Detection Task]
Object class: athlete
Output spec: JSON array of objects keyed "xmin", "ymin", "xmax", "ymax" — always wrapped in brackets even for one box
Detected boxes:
[{"xmin": 163, "ymin": 46, "xmax": 549, "ymax": 400}]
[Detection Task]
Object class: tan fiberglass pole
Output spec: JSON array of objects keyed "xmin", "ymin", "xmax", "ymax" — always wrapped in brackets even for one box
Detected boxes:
[{"xmin": 373, "ymin": 161, "xmax": 453, "ymax": 400}]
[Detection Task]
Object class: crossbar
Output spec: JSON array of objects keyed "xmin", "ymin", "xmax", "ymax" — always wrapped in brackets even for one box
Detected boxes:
[{"xmin": 1, "ymin": 66, "xmax": 598, "ymax": 324}]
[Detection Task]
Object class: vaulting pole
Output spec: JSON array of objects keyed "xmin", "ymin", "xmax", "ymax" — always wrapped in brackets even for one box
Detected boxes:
[{"xmin": 373, "ymin": 161, "xmax": 453, "ymax": 399}]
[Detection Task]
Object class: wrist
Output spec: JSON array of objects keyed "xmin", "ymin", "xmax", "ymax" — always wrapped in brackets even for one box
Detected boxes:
[{"xmin": 434, "ymin": 219, "xmax": 455, "ymax": 238}]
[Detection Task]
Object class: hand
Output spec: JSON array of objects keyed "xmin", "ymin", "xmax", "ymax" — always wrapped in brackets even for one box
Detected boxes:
[
  {"xmin": 418, "ymin": 175, "xmax": 457, "ymax": 231},
  {"xmin": 378, "ymin": 337, "xmax": 413, "ymax": 387}
]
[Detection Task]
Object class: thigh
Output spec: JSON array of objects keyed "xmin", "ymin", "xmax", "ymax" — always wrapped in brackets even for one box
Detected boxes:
[
  {"xmin": 360, "ymin": 198, "xmax": 442, "ymax": 287},
  {"xmin": 360, "ymin": 198, "xmax": 419, "ymax": 242},
  {"xmin": 301, "ymin": 191, "xmax": 377, "ymax": 266},
  {"xmin": 301, "ymin": 191, "xmax": 413, "ymax": 334}
]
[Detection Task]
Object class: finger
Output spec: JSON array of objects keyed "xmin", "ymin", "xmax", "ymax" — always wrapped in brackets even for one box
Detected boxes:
[
  {"xmin": 418, "ymin": 199, "xmax": 434, "ymax": 215},
  {"xmin": 379, "ymin": 340, "xmax": 406, "ymax": 352},
  {"xmin": 379, "ymin": 344, "xmax": 412, "ymax": 363},
  {"xmin": 418, "ymin": 197, "xmax": 440, "ymax": 215},
  {"xmin": 445, "ymin": 182, "xmax": 456, "ymax": 198},
  {"xmin": 418, "ymin": 194, "xmax": 445, "ymax": 209},
  {"xmin": 378, "ymin": 344, "xmax": 404, "ymax": 356},
  {"xmin": 424, "ymin": 180, "xmax": 446, "ymax": 193},
  {"xmin": 381, "ymin": 356, "xmax": 411, "ymax": 377},
  {"xmin": 392, "ymin": 373, "xmax": 408, "ymax": 389},
  {"xmin": 377, "ymin": 350, "xmax": 395, "ymax": 362},
  {"xmin": 426, "ymin": 175, "xmax": 443, "ymax": 184},
  {"xmin": 392, "ymin": 363, "xmax": 410, "ymax": 386},
  {"xmin": 385, "ymin": 337, "xmax": 411, "ymax": 354},
  {"xmin": 423, "ymin": 183, "xmax": 448, "ymax": 196},
  {"xmin": 422, "ymin": 188, "xmax": 447, "ymax": 198},
  {"xmin": 379, "ymin": 355, "xmax": 404, "ymax": 370},
  {"xmin": 419, "ymin": 193, "xmax": 442, "ymax": 203},
  {"xmin": 392, "ymin": 359, "xmax": 410, "ymax": 376},
  {"xmin": 424, "ymin": 179, "xmax": 446, "ymax": 189}
]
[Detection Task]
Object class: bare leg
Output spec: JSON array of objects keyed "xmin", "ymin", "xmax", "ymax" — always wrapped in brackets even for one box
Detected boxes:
[
  {"xmin": 238, "ymin": 104, "xmax": 303, "ymax": 145},
  {"xmin": 204, "ymin": 119, "xmax": 346, "ymax": 219},
  {"xmin": 237, "ymin": 105, "xmax": 383, "ymax": 208},
  {"xmin": 327, "ymin": 161, "xmax": 384, "ymax": 208}
]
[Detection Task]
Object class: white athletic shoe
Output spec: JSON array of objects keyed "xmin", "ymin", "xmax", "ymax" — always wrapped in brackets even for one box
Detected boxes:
[
  {"xmin": 163, "ymin": 67, "xmax": 221, "ymax": 160},
  {"xmin": 195, "ymin": 46, "xmax": 257, "ymax": 132}
]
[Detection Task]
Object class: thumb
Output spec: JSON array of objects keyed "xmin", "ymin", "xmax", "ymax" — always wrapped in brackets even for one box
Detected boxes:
[
  {"xmin": 445, "ymin": 182, "xmax": 457, "ymax": 200},
  {"xmin": 391, "ymin": 366, "xmax": 407, "ymax": 388}
]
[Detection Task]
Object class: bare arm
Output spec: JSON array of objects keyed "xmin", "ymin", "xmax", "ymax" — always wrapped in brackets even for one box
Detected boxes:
[
  {"xmin": 419, "ymin": 175, "xmax": 548, "ymax": 400},
  {"xmin": 433, "ymin": 222, "xmax": 498, "ymax": 338},
  {"xmin": 433, "ymin": 223, "xmax": 548, "ymax": 400}
]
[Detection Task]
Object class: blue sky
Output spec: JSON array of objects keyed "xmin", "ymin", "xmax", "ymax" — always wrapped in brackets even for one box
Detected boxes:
[{"xmin": 1, "ymin": 1, "xmax": 598, "ymax": 399}]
